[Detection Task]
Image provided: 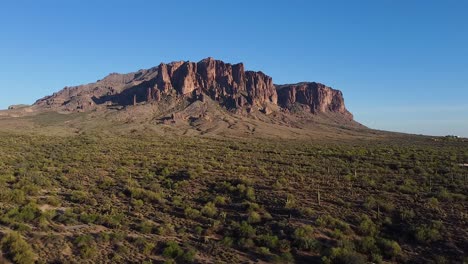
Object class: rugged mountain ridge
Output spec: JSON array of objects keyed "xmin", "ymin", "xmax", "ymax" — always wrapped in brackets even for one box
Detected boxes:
[{"xmin": 33, "ymin": 58, "xmax": 352, "ymax": 119}]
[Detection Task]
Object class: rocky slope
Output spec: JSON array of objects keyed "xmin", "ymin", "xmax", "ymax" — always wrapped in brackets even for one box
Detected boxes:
[{"xmin": 33, "ymin": 58, "xmax": 352, "ymax": 120}]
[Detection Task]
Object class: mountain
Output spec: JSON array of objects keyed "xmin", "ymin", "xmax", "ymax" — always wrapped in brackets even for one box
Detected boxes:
[
  {"xmin": 1, "ymin": 58, "xmax": 365, "ymax": 139},
  {"xmin": 33, "ymin": 58, "xmax": 353, "ymax": 117}
]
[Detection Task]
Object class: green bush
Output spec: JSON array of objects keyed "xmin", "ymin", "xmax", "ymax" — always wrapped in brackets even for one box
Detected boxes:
[
  {"xmin": 247, "ymin": 211, "xmax": 261, "ymax": 223},
  {"xmin": 201, "ymin": 202, "xmax": 217, "ymax": 218},
  {"xmin": 221, "ymin": 236, "xmax": 234, "ymax": 247},
  {"xmin": 377, "ymin": 238, "xmax": 401, "ymax": 259},
  {"xmin": 139, "ymin": 221, "xmax": 154, "ymax": 234},
  {"xmin": 213, "ymin": 195, "xmax": 227, "ymax": 205},
  {"xmin": 236, "ymin": 221, "xmax": 256, "ymax": 238},
  {"xmin": 257, "ymin": 234, "xmax": 279, "ymax": 250},
  {"xmin": 143, "ymin": 242, "xmax": 156, "ymax": 255},
  {"xmin": 292, "ymin": 225, "xmax": 319, "ymax": 251},
  {"xmin": 328, "ymin": 247, "xmax": 367, "ymax": 264},
  {"xmin": 237, "ymin": 238, "xmax": 255, "ymax": 248},
  {"xmin": 162, "ymin": 241, "xmax": 196, "ymax": 262},
  {"xmin": 6, "ymin": 203, "xmax": 41, "ymax": 223},
  {"xmin": 1, "ymin": 232, "xmax": 36, "ymax": 264},
  {"xmin": 79, "ymin": 213, "xmax": 98, "ymax": 224},
  {"xmin": 162, "ymin": 241, "xmax": 184, "ymax": 259},
  {"xmin": 75, "ymin": 234, "xmax": 97, "ymax": 259},
  {"xmin": 359, "ymin": 236, "xmax": 378, "ymax": 254},
  {"xmin": 245, "ymin": 187, "xmax": 256, "ymax": 201},
  {"xmin": 184, "ymin": 207, "xmax": 201, "ymax": 220},
  {"xmin": 358, "ymin": 215, "xmax": 378, "ymax": 237},
  {"xmin": 414, "ymin": 224, "xmax": 441, "ymax": 243},
  {"xmin": 316, "ymin": 214, "xmax": 350, "ymax": 233}
]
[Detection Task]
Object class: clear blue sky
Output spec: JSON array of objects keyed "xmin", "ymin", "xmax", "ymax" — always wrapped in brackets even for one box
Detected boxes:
[{"xmin": 1, "ymin": 0, "xmax": 467, "ymax": 136}]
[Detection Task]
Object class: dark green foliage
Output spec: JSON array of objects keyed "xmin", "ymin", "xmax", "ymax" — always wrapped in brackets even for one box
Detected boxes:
[
  {"xmin": 1, "ymin": 232, "xmax": 36, "ymax": 264},
  {"xmin": 326, "ymin": 247, "xmax": 367, "ymax": 264}
]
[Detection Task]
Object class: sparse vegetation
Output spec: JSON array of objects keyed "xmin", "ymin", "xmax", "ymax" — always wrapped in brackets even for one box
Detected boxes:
[{"xmin": 0, "ymin": 128, "xmax": 466, "ymax": 263}]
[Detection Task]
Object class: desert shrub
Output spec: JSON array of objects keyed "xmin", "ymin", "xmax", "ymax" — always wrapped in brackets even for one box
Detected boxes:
[
  {"xmin": 79, "ymin": 213, "xmax": 98, "ymax": 224},
  {"xmin": 278, "ymin": 239, "xmax": 291, "ymax": 253},
  {"xmin": 258, "ymin": 246, "xmax": 270, "ymax": 255},
  {"xmin": 292, "ymin": 225, "xmax": 319, "ymax": 251},
  {"xmin": 247, "ymin": 211, "xmax": 261, "ymax": 223},
  {"xmin": 327, "ymin": 247, "xmax": 367, "ymax": 264},
  {"xmin": 377, "ymin": 238, "xmax": 401, "ymax": 259},
  {"xmin": 4, "ymin": 189, "xmax": 26, "ymax": 204},
  {"xmin": 2, "ymin": 203, "xmax": 41, "ymax": 226},
  {"xmin": 162, "ymin": 241, "xmax": 195, "ymax": 262},
  {"xmin": 359, "ymin": 236, "xmax": 379, "ymax": 254},
  {"xmin": 45, "ymin": 196, "xmax": 61, "ymax": 206},
  {"xmin": 278, "ymin": 252, "xmax": 295, "ymax": 263},
  {"xmin": 194, "ymin": 226, "xmax": 203, "ymax": 236},
  {"xmin": 201, "ymin": 202, "xmax": 217, "ymax": 218},
  {"xmin": 331, "ymin": 229, "xmax": 345, "ymax": 239},
  {"xmin": 128, "ymin": 187, "xmax": 164, "ymax": 203},
  {"xmin": 162, "ymin": 241, "xmax": 183, "ymax": 259},
  {"xmin": 414, "ymin": 222, "xmax": 442, "ymax": 243},
  {"xmin": 378, "ymin": 200, "xmax": 395, "ymax": 213},
  {"xmin": 285, "ymin": 194, "xmax": 296, "ymax": 209},
  {"xmin": 1, "ymin": 232, "xmax": 35, "ymax": 264},
  {"xmin": 184, "ymin": 207, "xmax": 201, "ymax": 220},
  {"xmin": 110, "ymin": 231, "xmax": 126, "ymax": 242},
  {"xmin": 257, "ymin": 234, "xmax": 279, "ymax": 250},
  {"xmin": 98, "ymin": 213, "xmax": 125, "ymax": 228},
  {"xmin": 97, "ymin": 232, "xmax": 111, "ymax": 243},
  {"xmin": 237, "ymin": 238, "xmax": 255, "ymax": 248},
  {"xmin": 161, "ymin": 167, "xmax": 171, "ymax": 177},
  {"xmin": 244, "ymin": 201, "xmax": 260, "ymax": 212},
  {"xmin": 157, "ymin": 223, "xmax": 175, "ymax": 236},
  {"xmin": 75, "ymin": 234, "xmax": 97, "ymax": 259},
  {"xmin": 399, "ymin": 209, "xmax": 415, "ymax": 221},
  {"xmin": 371, "ymin": 253, "xmax": 383, "ymax": 263},
  {"xmin": 70, "ymin": 190, "xmax": 88, "ymax": 203},
  {"xmin": 398, "ymin": 179, "xmax": 418, "ymax": 194},
  {"xmin": 245, "ymin": 187, "xmax": 256, "ymax": 201},
  {"xmin": 433, "ymin": 255, "xmax": 448, "ymax": 264},
  {"xmin": 236, "ymin": 221, "xmax": 256, "ymax": 238},
  {"xmin": 213, "ymin": 195, "xmax": 227, "ymax": 205},
  {"xmin": 358, "ymin": 215, "xmax": 378, "ymax": 236},
  {"xmin": 182, "ymin": 249, "xmax": 196, "ymax": 263},
  {"xmin": 300, "ymin": 207, "xmax": 314, "ymax": 217},
  {"xmin": 143, "ymin": 242, "xmax": 156, "ymax": 255},
  {"xmin": 116, "ymin": 243, "xmax": 130, "ymax": 254},
  {"xmin": 54, "ymin": 209, "xmax": 78, "ymax": 225},
  {"xmin": 132, "ymin": 199, "xmax": 144, "ymax": 208},
  {"xmin": 221, "ymin": 236, "xmax": 234, "ymax": 247},
  {"xmin": 171, "ymin": 195, "xmax": 183, "ymax": 207},
  {"xmin": 427, "ymin": 197, "xmax": 440, "ymax": 210},
  {"xmin": 139, "ymin": 221, "xmax": 154, "ymax": 234},
  {"xmin": 316, "ymin": 214, "xmax": 350, "ymax": 233},
  {"xmin": 363, "ymin": 196, "xmax": 377, "ymax": 210}
]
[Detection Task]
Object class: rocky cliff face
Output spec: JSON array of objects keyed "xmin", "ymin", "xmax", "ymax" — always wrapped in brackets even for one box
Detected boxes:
[
  {"xmin": 33, "ymin": 58, "xmax": 351, "ymax": 119},
  {"xmin": 150, "ymin": 58, "xmax": 277, "ymax": 107},
  {"xmin": 276, "ymin": 82, "xmax": 352, "ymax": 118}
]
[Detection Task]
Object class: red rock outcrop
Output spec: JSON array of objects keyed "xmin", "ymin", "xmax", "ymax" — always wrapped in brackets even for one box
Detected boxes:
[
  {"xmin": 276, "ymin": 82, "xmax": 352, "ymax": 118},
  {"xmin": 147, "ymin": 57, "xmax": 277, "ymax": 107}
]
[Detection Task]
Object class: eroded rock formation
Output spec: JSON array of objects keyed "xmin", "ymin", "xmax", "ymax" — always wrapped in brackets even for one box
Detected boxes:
[
  {"xmin": 33, "ymin": 58, "xmax": 352, "ymax": 119},
  {"xmin": 276, "ymin": 82, "xmax": 351, "ymax": 118}
]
